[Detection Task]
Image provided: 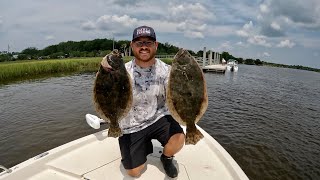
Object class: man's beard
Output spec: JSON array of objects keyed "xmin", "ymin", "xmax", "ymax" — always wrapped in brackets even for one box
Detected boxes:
[{"xmin": 134, "ymin": 49, "xmax": 156, "ymax": 62}]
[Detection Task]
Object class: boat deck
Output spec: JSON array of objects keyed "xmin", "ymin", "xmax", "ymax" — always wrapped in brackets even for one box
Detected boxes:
[{"xmin": 0, "ymin": 127, "xmax": 248, "ymax": 180}]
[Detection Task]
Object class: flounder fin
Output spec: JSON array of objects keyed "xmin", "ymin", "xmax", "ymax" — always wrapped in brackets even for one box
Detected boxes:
[{"xmin": 185, "ymin": 124, "xmax": 204, "ymax": 145}]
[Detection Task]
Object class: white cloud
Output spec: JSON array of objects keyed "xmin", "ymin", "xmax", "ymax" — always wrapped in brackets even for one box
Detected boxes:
[
  {"xmin": 168, "ymin": 2, "xmax": 213, "ymax": 39},
  {"xmin": 257, "ymin": 52, "xmax": 271, "ymax": 58},
  {"xmin": 257, "ymin": 14, "xmax": 263, "ymax": 21},
  {"xmin": 217, "ymin": 41, "xmax": 233, "ymax": 52},
  {"xmin": 260, "ymin": 4, "xmax": 269, "ymax": 13},
  {"xmin": 176, "ymin": 20, "xmax": 207, "ymax": 39},
  {"xmin": 236, "ymin": 30, "xmax": 249, "ymax": 37},
  {"xmin": 81, "ymin": 21, "xmax": 96, "ymax": 31},
  {"xmin": 0, "ymin": 0, "xmax": 320, "ymax": 68},
  {"xmin": 263, "ymin": 52, "xmax": 271, "ymax": 57},
  {"xmin": 244, "ymin": 21, "xmax": 254, "ymax": 30},
  {"xmin": 260, "ymin": 23, "xmax": 285, "ymax": 37},
  {"xmin": 277, "ymin": 39, "xmax": 295, "ymax": 48},
  {"xmin": 256, "ymin": 0, "xmax": 320, "ymax": 38},
  {"xmin": 96, "ymin": 15, "xmax": 138, "ymax": 29},
  {"xmin": 45, "ymin": 35, "xmax": 55, "ymax": 40},
  {"xmin": 139, "ymin": 19, "xmax": 177, "ymax": 33},
  {"xmin": 222, "ymin": 41, "xmax": 233, "ymax": 49},
  {"xmin": 112, "ymin": 0, "xmax": 144, "ymax": 6},
  {"xmin": 271, "ymin": 22, "xmax": 281, "ymax": 30},
  {"xmin": 247, "ymin": 35, "xmax": 272, "ymax": 47},
  {"xmin": 235, "ymin": 41, "xmax": 249, "ymax": 47},
  {"xmin": 184, "ymin": 31, "xmax": 204, "ymax": 39},
  {"xmin": 177, "ymin": 21, "xmax": 206, "ymax": 32},
  {"xmin": 80, "ymin": 14, "xmax": 138, "ymax": 36},
  {"xmin": 0, "ymin": 16, "xmax": 3, "ymax": 27},
  {"xmin": 236, "ymin": 21, "xmax": 275, "ymax": 47},
  {"xmin": 258, "ymin": 0, "xmax": 320, "ymax": 30},
  {"xmin": 168, "ymin": 3, "xmax": 213, "ymax": 22},
  {"xmin": 236, "ymin": 21, "xmax": 254, "ymax": 37},
  {"xmin": 207, "ymin": 25, "xmax": 236, "ymax": 37},
  {"xmin": 236, "ymin": 41, "xmax": 243, "ymax": 46}
]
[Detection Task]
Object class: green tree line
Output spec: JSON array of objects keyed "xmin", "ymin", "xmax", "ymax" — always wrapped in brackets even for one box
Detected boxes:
[
  {"xmin": 1, "ymin": 38, "xmax": 319, "ymax": 72},
  {"xmin": 0, "ymin": 39, "xmax": 184, "ymax": 61},
  {"xmin": 219, "ymin": 51, "xmax": 319, "ymax": 72}
]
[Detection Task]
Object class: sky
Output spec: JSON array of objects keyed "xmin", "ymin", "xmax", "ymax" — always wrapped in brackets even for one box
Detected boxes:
[{"xmin": 0, "ymin": 0, "xmax": 319, "ymax": 68}]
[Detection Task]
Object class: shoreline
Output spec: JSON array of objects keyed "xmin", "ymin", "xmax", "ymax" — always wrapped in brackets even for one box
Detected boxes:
[
  {"xmin": 0, "ymin": 57, "xmax": 173, "ymax": 85},
  {"xmin": 1, "ymin": 57, "xmax": 317, "ymax": 86}
]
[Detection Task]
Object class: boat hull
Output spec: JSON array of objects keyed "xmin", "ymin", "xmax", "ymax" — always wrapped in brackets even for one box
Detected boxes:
[{"xmin": 0, "ymin": 126, "xmax": 248, "ymax": 180}]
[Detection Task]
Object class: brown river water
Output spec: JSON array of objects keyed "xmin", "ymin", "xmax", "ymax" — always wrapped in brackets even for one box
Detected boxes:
[{"xmin": 0, "ymin": 65, "xmax": 319, "ymax": 179}]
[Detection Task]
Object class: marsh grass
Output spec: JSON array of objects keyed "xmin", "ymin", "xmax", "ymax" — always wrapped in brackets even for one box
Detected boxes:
[
  {"xmin": 0, "ymin": 56, "xmax": 172, "ymax": 85},
  {"xmin": 0, "ymin": 58, "xmax": 100, "ymax": 84},
  {"xmin": 160, "ymin": 58, "xmax": 173, "ymax": 65}
]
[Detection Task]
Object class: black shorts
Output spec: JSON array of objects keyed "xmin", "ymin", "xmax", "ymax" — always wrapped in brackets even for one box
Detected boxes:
[{"xmin": 118, "ymin": 115, "xmax": 184, "ymax": 169}]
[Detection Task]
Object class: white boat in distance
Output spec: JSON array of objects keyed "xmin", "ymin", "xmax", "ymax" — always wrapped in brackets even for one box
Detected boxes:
[
  {"xmin": 226, "ymin": 59, "xmax": 239, "ymax": 72},
  {"xmin": 0, "ymin": 115, "xmax": 248, "ymax": 180}
]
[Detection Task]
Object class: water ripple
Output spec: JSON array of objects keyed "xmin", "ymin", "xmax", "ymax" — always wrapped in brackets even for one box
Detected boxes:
[{"xmin": 0, "ymin": 67, "xmax": 320, "ymax": 179}]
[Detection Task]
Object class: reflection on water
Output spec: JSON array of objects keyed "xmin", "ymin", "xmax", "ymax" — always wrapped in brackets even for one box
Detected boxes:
[
  {"xmin": 1, "ymin": 66, "xmax": 320, "ymax": 179},
  {"xmin": 225, "ymin": 70, "xmax": 239, "ymax": 83},
  {"xmin": 0, "ymin": 74, "xmax": 102, "ymax": 169}
]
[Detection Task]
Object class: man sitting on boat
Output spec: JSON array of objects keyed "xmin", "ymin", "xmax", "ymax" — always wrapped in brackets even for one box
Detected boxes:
[{"xmin": 102, "ymin": 25, "xmax": 185, "ymax": 178}]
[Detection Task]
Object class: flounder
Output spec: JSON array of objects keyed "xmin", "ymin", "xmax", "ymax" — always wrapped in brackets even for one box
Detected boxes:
[
  {"xmin": 93, "ymin": 50, "xmax": 132, "ymax": 137},
  {"xmin": 166, "ymin": 49, "xmax": 208, "ymax": 145}
]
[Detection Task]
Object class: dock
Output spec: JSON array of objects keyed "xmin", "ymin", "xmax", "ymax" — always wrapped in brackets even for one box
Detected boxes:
[
  {"xmin": 195, "ymin": 47, "xmax": 226, "ymax": 73},
  {"xmin": 155, "ymin": 47, "xmax": 226, "ymax": 73},
  {"xmin": 202, "ymin": 64, "xmax": 227, "ymax": 73}
]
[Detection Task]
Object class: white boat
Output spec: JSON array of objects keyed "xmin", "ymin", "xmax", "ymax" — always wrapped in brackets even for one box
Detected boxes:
[
  {"xmin": 226, "ymin": 60, "xmax": 239, "ymax": 72},
  {"xmin": 0, "ymin": 115, "xmax": 248, "ymax": 180}
]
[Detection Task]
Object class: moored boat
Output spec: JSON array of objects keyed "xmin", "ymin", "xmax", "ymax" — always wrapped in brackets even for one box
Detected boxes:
[{"xmin": 226, "ymin": 59, "xmax": 239, "ymax": 72}]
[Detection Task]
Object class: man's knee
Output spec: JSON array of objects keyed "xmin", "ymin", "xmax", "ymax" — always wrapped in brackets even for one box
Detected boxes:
[
  {"xmin": 127, "ymin": 169, "xmax": 141, "ymax": 177},
  {"xmin": 126, "ymin": 164, "xmax": 145, "ymax": 177},
  {"xmin": 171, "ymin": 133, "xmax": 185, "ymax": 145}
]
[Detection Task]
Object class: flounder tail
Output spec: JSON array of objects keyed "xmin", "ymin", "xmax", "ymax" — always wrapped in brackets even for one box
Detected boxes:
[
  {"xmin": 108, "ymin": 123, "xmax": 122, "ymax": 138},
  {"xmin": 185, "ymin": 123, "xmax": 204, "ymax": 145}
]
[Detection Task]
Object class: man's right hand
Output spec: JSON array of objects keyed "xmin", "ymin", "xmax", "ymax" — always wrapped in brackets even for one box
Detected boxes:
[
  {"xmin": 101, "ymin": 55, "xmax": 113, "ymax": 69},
  {"xmin": 96, "ymin": 56, "xmax": 110, "ymax": 77}
]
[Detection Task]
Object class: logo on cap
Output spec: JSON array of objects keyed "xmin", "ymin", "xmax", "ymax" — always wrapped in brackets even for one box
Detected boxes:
[{"xmin": 137, "ymin": 28, "xmax": 151, "ymax": 36}]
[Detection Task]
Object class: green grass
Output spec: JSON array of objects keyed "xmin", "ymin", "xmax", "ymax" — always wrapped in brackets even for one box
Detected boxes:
[
  {"xmin": 0, "ymin": 56, "xmax": 173, "ymax": 85},
  {"xmin": 0, "ymin": 58, "xmax": 101, "ymax": 84}
]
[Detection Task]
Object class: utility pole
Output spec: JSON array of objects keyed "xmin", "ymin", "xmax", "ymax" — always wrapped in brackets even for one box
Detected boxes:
[
  {"xmin": 112, "ymin": 37, "xmax": 115, "ymax": 50},
  {"xmin": 7, "ymin": 44, "xmax": 10, "ymax": 54}
]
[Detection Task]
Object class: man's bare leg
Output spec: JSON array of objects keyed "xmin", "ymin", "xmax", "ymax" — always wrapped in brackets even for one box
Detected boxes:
[
  {"xmin": 161, "ymin": 133, "xmax": 185, "ymax": 178},
  {"xmin": 126, "ymin": 163, "xmax": 145, "ymax": 177},
  {"xmin": 163, "ymin": 133, "xmax": 185, "ymax": 157},
  {"xmin": 126, "ymin": 133, "xmax": 184, "ymax": 178}
]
